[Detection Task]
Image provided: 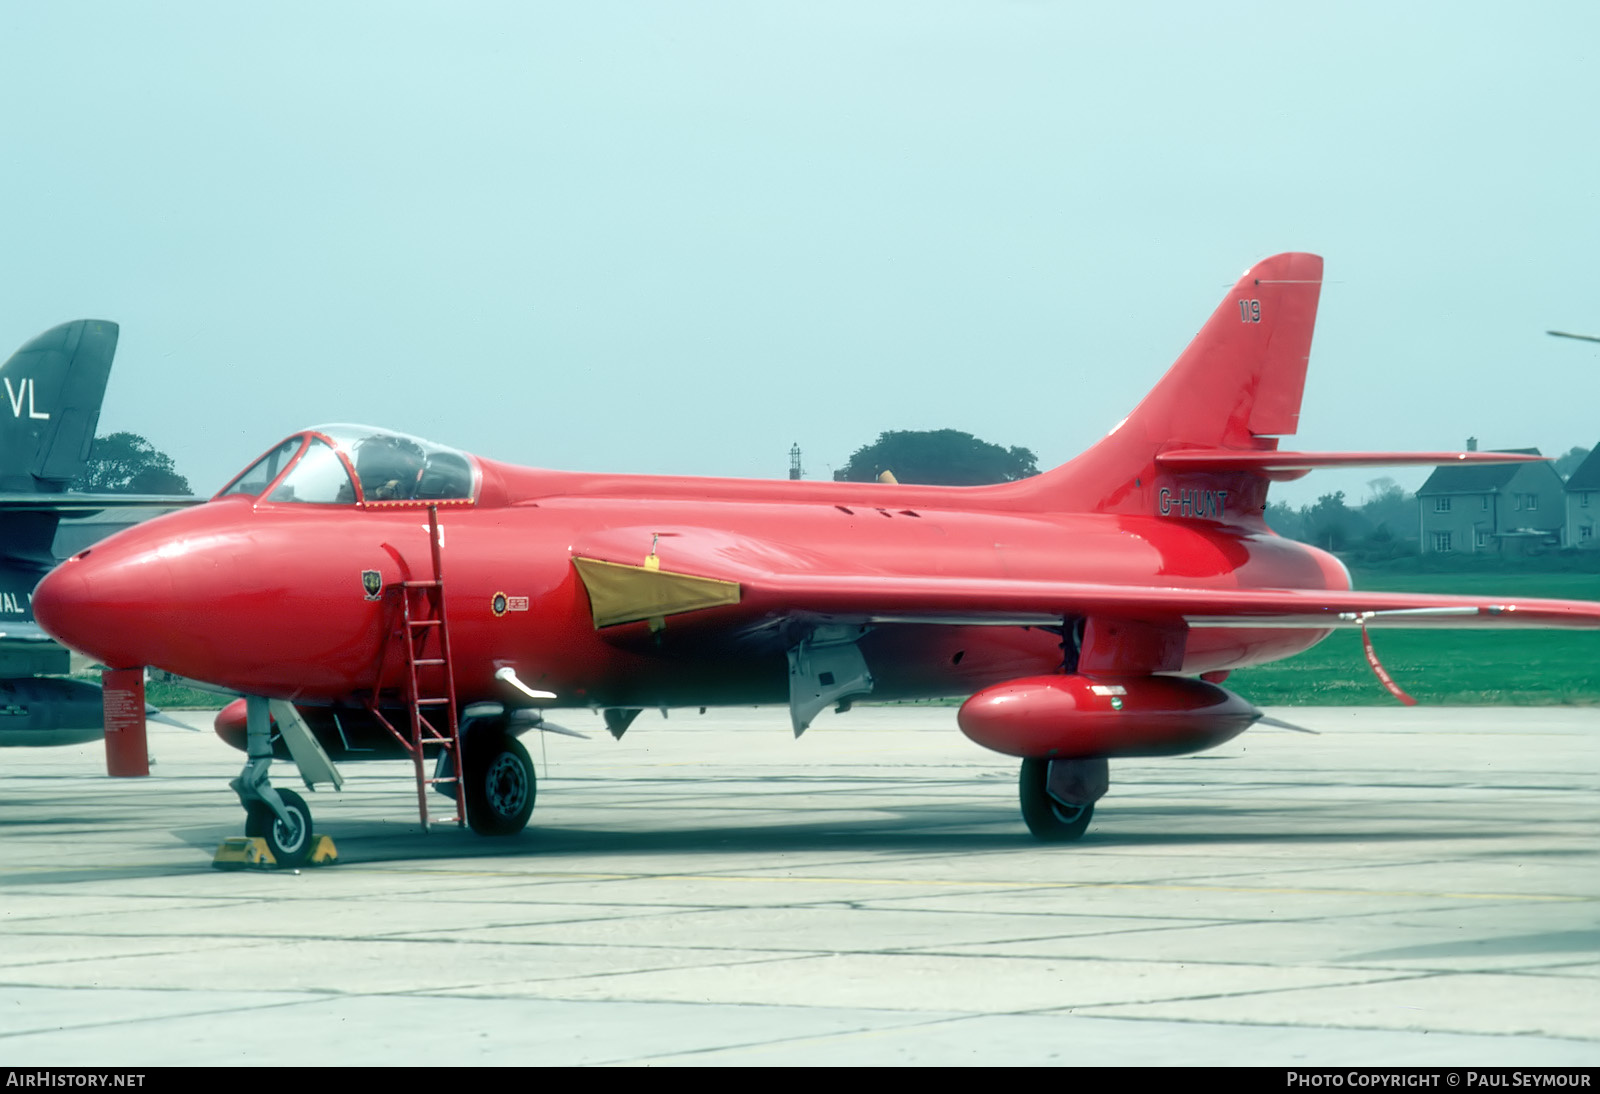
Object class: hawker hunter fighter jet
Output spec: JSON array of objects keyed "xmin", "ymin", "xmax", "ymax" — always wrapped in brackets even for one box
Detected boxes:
[{"xmin": 33, "ymin": 254, "xmax": 1600, "ymax": 863}]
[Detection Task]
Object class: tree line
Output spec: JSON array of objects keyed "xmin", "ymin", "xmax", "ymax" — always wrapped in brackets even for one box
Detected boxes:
[
  {"xmin": 72, "ymin": 433, "xmax": 191, "ymax": 495},
  {"xmin": 1265, "ymin": 482, "xmax": 1415, "ymax": 562}
]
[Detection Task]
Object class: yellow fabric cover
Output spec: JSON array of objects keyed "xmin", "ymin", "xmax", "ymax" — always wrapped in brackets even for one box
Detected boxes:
[{"xmin": 572, "ymin": 556, "xmax": 742, "ymax": 629}]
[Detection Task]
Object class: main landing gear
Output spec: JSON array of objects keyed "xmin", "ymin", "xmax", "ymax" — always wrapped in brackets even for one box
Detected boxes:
[
  {"xmin": 461, "ymin": 728, "xmax": 536, "ymax": 836},
  {"xmin": 1018, "ymin": 756, "xmax": 1108, "ymax": 842}
]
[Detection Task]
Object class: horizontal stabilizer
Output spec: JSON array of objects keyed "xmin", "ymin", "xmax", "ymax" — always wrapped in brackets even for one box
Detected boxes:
[
  {"xmin": 0, "ymin": 492, "xmax": 200, "ymax": 513},
  {"xmin": 1156, "ymin": 449, "xmax": 1544, "ymax": 477},
  {"xmin": 0, "ymin": 621, "xmax": 54, "ymax": 643}
]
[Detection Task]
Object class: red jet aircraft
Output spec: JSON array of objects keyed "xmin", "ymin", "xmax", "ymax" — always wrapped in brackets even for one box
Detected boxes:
[{"xmin": 32, "ymin": 253, "xmax": 1600, "ymax": 864}]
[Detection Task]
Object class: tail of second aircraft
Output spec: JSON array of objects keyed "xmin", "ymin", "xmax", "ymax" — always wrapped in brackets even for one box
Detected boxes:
[
  {"xmin": 0, "ymin": 319, "xmax": 119, "ymax": 494},
  {"xmin": 1000, "ymin": 253, "xmax": 1324, "ymax": 525},
  {"xmin": 0, "ymin": 320, "xmax": 119, "ymax": 571}
]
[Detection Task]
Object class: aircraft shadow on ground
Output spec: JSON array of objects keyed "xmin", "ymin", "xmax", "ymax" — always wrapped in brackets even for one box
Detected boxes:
[
  {"xmin": 1342, "ymin": 930, "xmax": 1600, "ymax": 962},
  {"xmin": 145, "ymin": 797, "xmax": 1517, "ymax": 867}
]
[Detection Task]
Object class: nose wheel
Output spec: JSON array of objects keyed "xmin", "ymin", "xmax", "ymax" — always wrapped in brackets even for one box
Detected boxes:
[{"xmin": 244, "ymin": 787, "xmax": 313, "ymax": 866}]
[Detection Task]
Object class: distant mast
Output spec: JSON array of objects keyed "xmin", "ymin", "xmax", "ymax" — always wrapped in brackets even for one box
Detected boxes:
[{"xmin": 789, "ymin": 443, "xmax": 803, "ymax": 481}]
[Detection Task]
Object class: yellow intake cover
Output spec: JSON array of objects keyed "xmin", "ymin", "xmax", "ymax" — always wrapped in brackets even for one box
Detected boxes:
[{"xmin": 572, "ymin": 556, "xmax": 742, "ymax": 629}]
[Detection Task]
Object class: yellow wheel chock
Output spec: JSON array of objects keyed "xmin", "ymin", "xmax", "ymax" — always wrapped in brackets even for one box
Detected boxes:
[{"xmin": 213, "ymin": 834, "xmax": 338, "ymax": 870}]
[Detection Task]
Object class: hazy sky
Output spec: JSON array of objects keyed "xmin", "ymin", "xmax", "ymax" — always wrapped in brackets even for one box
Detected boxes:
[{"xmin": 2, "ymin": 3, "xmax": 1596, "ymax": 507}]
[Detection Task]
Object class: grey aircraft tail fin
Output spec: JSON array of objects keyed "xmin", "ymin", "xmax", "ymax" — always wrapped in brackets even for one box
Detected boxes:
[{"xmin": 0, "ymin": 320, "xmax": 119, "ymax": 494}]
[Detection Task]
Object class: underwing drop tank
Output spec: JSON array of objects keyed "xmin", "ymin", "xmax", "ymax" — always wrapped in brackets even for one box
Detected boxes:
[{"xmin": 957, "ymin": 674, "xmax": 1261, "ymax": 759}]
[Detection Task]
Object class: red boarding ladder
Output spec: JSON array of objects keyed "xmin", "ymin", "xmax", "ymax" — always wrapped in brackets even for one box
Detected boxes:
[{"xmin": 366, "ymin": 505, "xmax": 464, "ymax": 829}]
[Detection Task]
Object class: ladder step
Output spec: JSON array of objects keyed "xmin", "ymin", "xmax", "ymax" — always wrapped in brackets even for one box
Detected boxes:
[{"xmin": 382, "ymin": 504, "xmax": 465, "ymax": 830}]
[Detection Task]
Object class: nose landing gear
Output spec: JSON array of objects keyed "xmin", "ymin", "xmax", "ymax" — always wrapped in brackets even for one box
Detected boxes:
[{"xmin": 221, "ymin": 696, "xmax": 337, "ymax": 869}]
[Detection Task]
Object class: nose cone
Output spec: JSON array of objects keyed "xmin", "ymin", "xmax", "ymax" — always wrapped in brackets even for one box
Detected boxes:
[
  {"xmin": 35, "ymin": 524, "xmax": 182, "ymax": 669},
  {"xmin": 34, "ymin": 497, "xmax": 397, "ymax": 700},
  {"xmin": 34, "ymin": 499, "xmax": 269, "ymax": 676}
]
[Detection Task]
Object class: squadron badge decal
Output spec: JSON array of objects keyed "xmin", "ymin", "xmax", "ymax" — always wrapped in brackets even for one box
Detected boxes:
[
  {"xmin": 491, "ymin": 592, "xmax": 529, "ymax": 617},
  {"xmin": 361, "ymin": 570, "xmax": 382, "ymax": 600}
]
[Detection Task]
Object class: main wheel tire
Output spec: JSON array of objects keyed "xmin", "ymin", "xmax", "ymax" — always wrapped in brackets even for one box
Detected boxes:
[
  {"xmin": 1018, "ymin": 758, "xmax": 1094, "ymax": 842},
  {"xmin": 244, "ymin": 787, "xmax": 314, "ymax": 866},
  {"xmin": 464, "ymin": 733, "xmax": 536, "ymax": 836}
]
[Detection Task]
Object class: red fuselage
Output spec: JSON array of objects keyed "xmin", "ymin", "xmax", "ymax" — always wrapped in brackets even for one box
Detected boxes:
[{"xmin": 34, "ymin": 453, "xmax": 1347, "ymax": 710}]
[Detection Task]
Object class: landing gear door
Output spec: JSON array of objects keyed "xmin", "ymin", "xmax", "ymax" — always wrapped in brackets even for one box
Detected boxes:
[{"xmin": 787, "ymin": 627, "xmax": 874, "ymax": 736}]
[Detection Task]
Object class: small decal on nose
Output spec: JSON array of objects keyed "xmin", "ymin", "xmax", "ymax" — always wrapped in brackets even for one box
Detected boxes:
[
  {"xmin": 491, "ymin": 593, "xmax": 529, "ymax": 617},
  {"xmin": 361, "ymin": 570, "xmax": 382, "ymax": 600}
]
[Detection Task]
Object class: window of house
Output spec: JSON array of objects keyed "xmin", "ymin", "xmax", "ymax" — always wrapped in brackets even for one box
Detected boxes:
[
  {"xmin": 1583, "ymin": 525, "xmax": 1594, "ymax": 543},
  {"xmin": 1584, "ymin": 493, "xmax": 1592, "ymax": 508},
  {"xmin": 1482, "ymin": 495, "xmax": 1490, "ymax": 510},
  {"xmin": 1434, "ymin": 496, "xmax": 1451, "ymax": 513},
  {"xmin": 1475, "ymin": 530, "xmax": 1488, "ymax": 548},
  {"xmin": 1433, "ymin": 531, "xmax": 1453, "ymax": 553},
  {"xmin": 1521, "ymin": 493, "xmax": 1537, "ymax": 511}
]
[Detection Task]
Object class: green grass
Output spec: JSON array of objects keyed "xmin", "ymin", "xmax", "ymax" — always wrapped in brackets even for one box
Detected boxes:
[
  {"xmin": 69, "ymin": 672, "xmax": 230, "ymax": 710},
  {"xmin": 145, "ymin": 680, "xmax": 232, "ymax": 710},
  {"xmin": 1226, "ymin": 571, "xmax": 1600, "ymax": 705}
]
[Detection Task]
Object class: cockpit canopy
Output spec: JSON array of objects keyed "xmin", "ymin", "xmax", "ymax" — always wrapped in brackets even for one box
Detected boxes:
[{"xmin": 217, "ymin": 425, "xmax": 477, "ymax": 506}]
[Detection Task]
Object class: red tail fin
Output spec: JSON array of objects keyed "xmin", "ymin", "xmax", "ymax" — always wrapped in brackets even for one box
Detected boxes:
[{"xmin": 1002, "ymin": 252, "xmax": 1324, "ymax": 523}]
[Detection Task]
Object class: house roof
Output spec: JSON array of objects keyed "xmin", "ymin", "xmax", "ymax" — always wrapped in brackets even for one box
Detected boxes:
[
  {"xmin": 1417, "ymin": 449, "xmax": 1541, "ymax": 494},
  {"xmin": 1566, "ymin": 447, "xmax": 1600, "ymax": 491}
]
